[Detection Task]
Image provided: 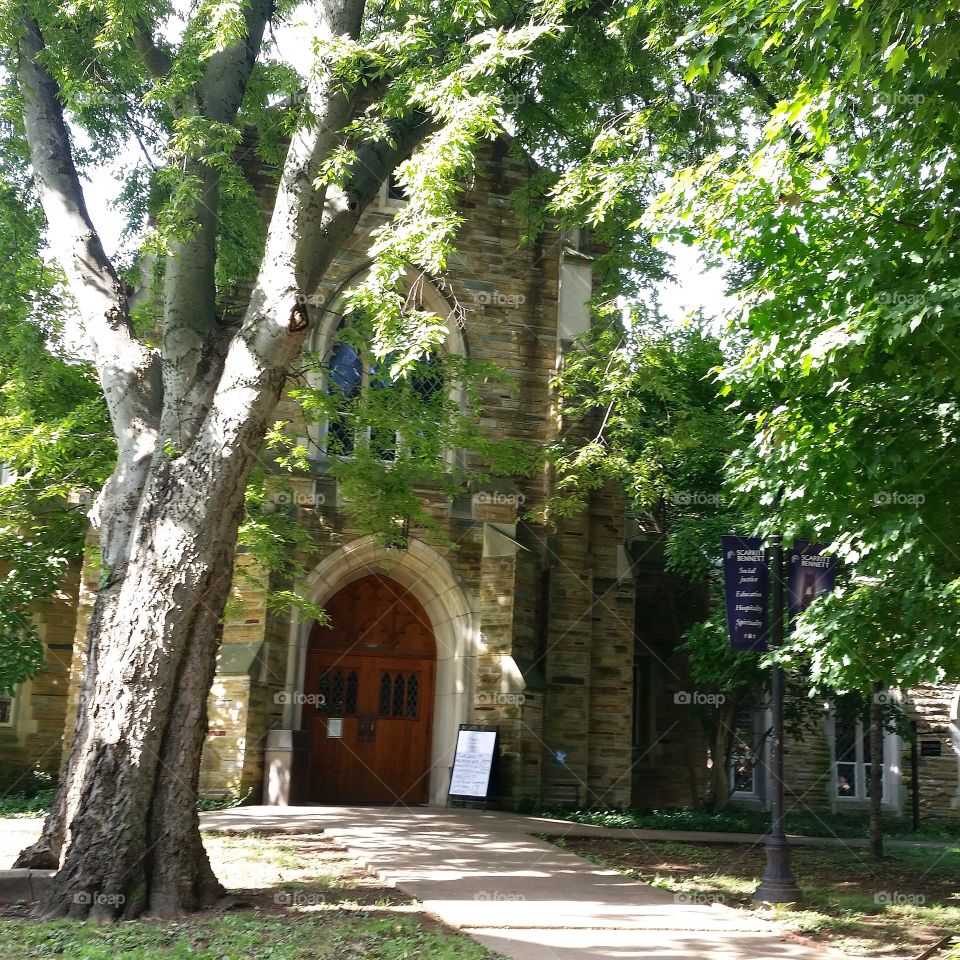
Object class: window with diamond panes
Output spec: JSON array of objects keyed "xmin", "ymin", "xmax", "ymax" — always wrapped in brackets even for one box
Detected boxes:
[
  {"xmin": 379, "ymin": 672, "xmax": 392, "ymax": 717},
  {"xmin": 392, "ymin": 673, "xmax": 405, "ymax": 717},
  {"xmin": 345, "ymin": 670, "xmax": 359, "ymax": 714},
  {"xmin": 405, "ymin": 674, "xmax": 419, "ymax": 718},
  {"xmin": 316, "ymin": 669, "xmax": 360, "ymax": 715},
  {"xmin": 330, "ymin": 670, "xmax": 345, "ymax": 714}
]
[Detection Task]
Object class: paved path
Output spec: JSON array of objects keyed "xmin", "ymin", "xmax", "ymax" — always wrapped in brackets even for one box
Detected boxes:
[{"xmin": 202, "ymin": 806, "xmax": 841, "ymax": 959}]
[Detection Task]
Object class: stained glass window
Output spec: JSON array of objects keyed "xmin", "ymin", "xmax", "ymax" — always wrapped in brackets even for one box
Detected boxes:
[
  {"xmin": 324, "ymin": 326, "xmax": 445, "ymax": 461},
  {"xmin": 326, "ymin": 340, "xmax": 362, "ymax": 455}
]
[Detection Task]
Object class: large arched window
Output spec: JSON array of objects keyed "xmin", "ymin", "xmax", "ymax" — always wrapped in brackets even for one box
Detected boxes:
[
  {"xmin": 306, "ymin": 269, "xmax": 468, "ymax": 467},
  {"xmin": 322, "ymin": 318, "xmax": 446, "ymax": 462}
]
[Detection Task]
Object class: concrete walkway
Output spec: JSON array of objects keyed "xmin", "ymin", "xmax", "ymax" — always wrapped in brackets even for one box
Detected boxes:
[{"xmin": 201, "ymin": 806, "xmax": 841, "ymax": 959}]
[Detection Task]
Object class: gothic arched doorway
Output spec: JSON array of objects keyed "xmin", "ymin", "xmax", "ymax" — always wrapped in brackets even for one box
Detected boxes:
[{"xmin": 304, "ymin": 574, "xmax": 436, "ymax": 804}]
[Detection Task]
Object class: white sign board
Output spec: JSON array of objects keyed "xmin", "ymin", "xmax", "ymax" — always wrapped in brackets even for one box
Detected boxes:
[{"xmin": 448, "ymin": 728, "xmax": 497, "ymax": 799}]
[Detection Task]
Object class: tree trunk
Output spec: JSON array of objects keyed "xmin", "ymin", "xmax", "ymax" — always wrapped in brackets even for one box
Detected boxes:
[
  {"xmin": 13, "ymin": 583, "xmax": 119, "ymax": 871},
  {"xmin": 868, "ymin": 682, "xmax": 884, "ymax": 861},
  {"xmin": 16, "ymin": 386, "xmax": 276, "ymax": 918},
  {"xmin": 12, "ymin": 0, "xmax": 423, "ymax": 920}
]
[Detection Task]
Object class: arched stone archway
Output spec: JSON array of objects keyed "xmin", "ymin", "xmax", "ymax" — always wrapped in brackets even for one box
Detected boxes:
[
  {"xmin": 282, "ymin": 535, "xmax": 479, "ymax": 805},
  {"xmin": 307, "ymin": 263, "xmax": 469, "ymax": 360}
]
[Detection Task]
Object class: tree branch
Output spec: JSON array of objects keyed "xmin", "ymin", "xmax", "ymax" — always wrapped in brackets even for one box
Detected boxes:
[
  {"xmin": 159, "ymin": 0, "xmax": 272, "ymax": 449},
  {"xmin": 133, "ymin": 24, "xmax": 173, "ymax": 80},
  {"xmin": 17, "ymin": 16, "xmax": 163, "ymax": 572},
  {"xmin": 16, "ymin": 18, "xmax": 160, "ymax": 435},
  {"xmin": 228, "ymin": 0, "xmax": 373, "ymax": 361},
  {"xmin": 184, "ymin": 4, "xmax": 445, "ymax": 504},
  {"xmin": 197, "ymin": 0, "xmax": 272, "ymax": 122},
  {"xmin": 728, "ymin": 62, "xmax": 780, "ymax": 111}
]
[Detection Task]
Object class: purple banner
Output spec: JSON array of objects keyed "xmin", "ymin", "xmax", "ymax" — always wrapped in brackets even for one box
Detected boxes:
[
  {"xmin": 722, "ymin": 535, "xmax": 768, "ymax": 652},
  {"xmin": 788, "ymin": 541, "xmax": 837, "ymax": 624}
]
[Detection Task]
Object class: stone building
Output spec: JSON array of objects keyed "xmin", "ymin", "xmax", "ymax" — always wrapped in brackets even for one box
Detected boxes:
[
  {"xmin": 2, "ymin": 141, "xmax": 958, "ymax": 820},
  {"xmin": 4, "ymin": 141, "xmax": 637, "ymax": 810}
]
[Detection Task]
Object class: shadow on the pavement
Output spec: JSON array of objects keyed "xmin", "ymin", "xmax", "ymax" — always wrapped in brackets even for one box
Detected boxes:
[
  {"xmin": 470, "ymin": 929, "xmax": 820, "ymax": 959},
  {"xmin": 204, "ymin": 809, "xmax": 753, "ymax": 920}
]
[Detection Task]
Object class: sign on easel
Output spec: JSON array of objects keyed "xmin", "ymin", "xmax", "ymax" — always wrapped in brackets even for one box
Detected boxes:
[{"xmin": 448, "ymin": 725, "xmax": 499, "ymax": 804}]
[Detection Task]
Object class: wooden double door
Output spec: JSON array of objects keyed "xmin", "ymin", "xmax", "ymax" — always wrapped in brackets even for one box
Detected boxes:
[{"xmin": 304, "ymin": 575, "xmax": 436, "ymax": 804}]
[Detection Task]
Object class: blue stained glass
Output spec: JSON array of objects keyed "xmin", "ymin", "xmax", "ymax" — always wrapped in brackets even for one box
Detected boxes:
[{"xmin": 328, "ymin": 342, "xmax": 362, "ymax": 397}]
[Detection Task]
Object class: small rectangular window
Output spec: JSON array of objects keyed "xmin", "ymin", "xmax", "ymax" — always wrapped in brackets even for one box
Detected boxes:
[
  {"xmin": 730, "ymin": 705, "xmax": 762, "ymax": 797},
  {"xmin": 632, "ymin": 657, "xmax": 654, "ymax": 753},
  {"xmin": 833, "ymin": 704, "xmax": 884, "ymax": 800},
  {"xmin": 0, "ymin": 692, "xmax": 15, "ymax": 727}
]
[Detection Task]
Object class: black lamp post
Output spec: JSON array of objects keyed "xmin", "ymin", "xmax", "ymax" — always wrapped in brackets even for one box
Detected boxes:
[{"xmin": 753, "ymin": 532, "xmax": 802, "ymax": 904}]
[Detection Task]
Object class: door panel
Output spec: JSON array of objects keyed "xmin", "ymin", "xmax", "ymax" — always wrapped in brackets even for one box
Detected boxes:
[{"xmin": 366, "ymin": 656, "xmax": 435, "ymax": 803}]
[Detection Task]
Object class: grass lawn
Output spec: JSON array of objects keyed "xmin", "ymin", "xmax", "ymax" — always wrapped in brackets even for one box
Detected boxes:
[
  {"xmin": 0, "ymin": 828, "xmax": 499, "ymax": 960},
  {"xmin": 550, "ymin": 836, "xmax": 960, "ymax": 959}
]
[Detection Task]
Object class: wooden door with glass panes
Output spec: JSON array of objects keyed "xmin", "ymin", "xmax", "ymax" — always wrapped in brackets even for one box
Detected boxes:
[{"xmin": 303, "ymin": 575, "xmax": 435, "ymax": 804}]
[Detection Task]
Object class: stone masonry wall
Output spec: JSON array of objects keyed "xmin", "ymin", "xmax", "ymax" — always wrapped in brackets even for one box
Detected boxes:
[
  {"xmin": 0, "ymin": 562, "xmax": 80, "ymax": 779},
  {"xmin": 586, "ymin": 486, "xmax": 634, "ymax": 810},
  {"xmin": 901, "ymin": 684, "xmax": 960, "ymax": 818}
]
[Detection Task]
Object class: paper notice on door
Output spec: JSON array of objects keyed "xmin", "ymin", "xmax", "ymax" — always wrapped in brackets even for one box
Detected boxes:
[{"xmin": 326, "ymin": 718, "xmax": 344, "ymax": 738}]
